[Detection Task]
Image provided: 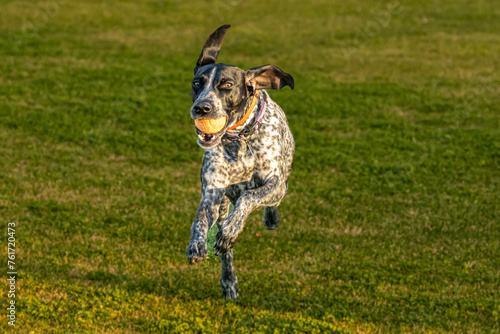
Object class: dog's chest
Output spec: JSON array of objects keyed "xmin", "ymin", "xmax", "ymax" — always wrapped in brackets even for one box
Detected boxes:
[
  {"xmin": 203, "ymin": 136, "xmax": 278, "ymax": 188},
  {"xmin": 201, "ymin": 99, "xmax": 290, "ymax": 190},
  {"xmin": 203, "ymin": 140, "xmax": 256, "ymax": 186}
]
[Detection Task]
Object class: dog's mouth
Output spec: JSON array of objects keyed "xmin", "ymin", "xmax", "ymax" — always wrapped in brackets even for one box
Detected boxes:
[
  {"xmin": 195, "ymin": 126, "xmax": 227, "ymax": 149},
  {"xmin": 193, "ymin": 116, "xmax": 229, "ymax": 149}
]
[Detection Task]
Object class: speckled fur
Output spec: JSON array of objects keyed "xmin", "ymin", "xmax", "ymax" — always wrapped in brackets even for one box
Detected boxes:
[
  {"xmin": 187, "ymin": 94, "xmax": 295, "ymax": 298},
  {"xmin": 186, "ymin": 25, "xmax": 295, "ymax": 299}
]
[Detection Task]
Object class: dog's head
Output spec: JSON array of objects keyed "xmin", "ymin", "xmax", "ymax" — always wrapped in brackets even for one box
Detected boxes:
[{"xmin": 191, "ymin": 25, "xmax": 294, "ymax": 149}]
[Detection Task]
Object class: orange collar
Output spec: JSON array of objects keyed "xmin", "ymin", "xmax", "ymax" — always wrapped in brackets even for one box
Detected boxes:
[{"xmin": 227, "ymin": 89, "xmax": 260, "ymax": 131}]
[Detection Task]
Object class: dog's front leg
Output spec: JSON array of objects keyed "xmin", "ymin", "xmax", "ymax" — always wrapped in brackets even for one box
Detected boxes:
[
  {"xmin": 187, "ymin": 188, "xmax": 225, "ymax": 264},
  {"xmin": 214, "ymin": 175, "xmax": 285, "ymax": 255}
]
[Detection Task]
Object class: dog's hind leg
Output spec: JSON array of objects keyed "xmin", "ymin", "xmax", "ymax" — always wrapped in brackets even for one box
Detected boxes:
[
  {"xmin": 216, "ymin": 196, "xmax": 239, "ymax": 299},
  {"xmin": 219, "ymin": 248, "xmax": 239, "ymax": 299},
  {"xmin": 263, "ymin": 206, "xmax": 281, "ymax": 230}
]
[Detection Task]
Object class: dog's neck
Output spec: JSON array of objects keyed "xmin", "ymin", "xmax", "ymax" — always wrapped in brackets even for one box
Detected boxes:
[{"xmin": 227, "ymin": 92, "xmax": 260, "ymax": 133}]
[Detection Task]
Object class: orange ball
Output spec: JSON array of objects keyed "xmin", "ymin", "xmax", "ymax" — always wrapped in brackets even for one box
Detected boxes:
[{"xmin": 195, "ymin": 117, "xmax": 227, "ymax": 134}]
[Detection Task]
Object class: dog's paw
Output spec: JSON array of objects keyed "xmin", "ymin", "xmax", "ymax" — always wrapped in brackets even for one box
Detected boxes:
[
  {"xmin": 187, "ymin": 240, "xmax": 207, "ymax": 265},
  {"xmin": 214, "ymin": 228, "xmax": 237, "ymax": 255}
]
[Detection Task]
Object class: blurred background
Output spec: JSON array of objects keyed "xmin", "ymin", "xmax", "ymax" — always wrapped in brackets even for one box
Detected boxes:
[{"xmin": 1, "ymin": 0, "xmax": 499, "ymax": 332}]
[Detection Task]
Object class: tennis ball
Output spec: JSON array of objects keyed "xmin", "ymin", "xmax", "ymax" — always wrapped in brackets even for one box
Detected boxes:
[{"xmin": 195, "ymin": 117, "xmax": 227, "ymax": 134}]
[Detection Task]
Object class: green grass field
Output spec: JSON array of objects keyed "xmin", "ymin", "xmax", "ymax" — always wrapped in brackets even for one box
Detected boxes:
[{"xmin": 1, "ymin": 0, "xmax": 499, "ymax": 332}]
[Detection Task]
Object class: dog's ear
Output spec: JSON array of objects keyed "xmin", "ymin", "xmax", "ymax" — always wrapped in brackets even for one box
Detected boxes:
[
  {"xmin": 245, "ymin": 65, "xmax": 294, "ymax": 92},
  {"xmin": 195, "ymin": 24, "xmax": 231, "ymax": 73}
]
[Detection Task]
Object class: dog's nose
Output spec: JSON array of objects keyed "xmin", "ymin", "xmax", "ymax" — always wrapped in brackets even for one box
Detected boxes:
[{"xmin": 192, "ymin": 102, "xmax": 212, "ymax": 114}]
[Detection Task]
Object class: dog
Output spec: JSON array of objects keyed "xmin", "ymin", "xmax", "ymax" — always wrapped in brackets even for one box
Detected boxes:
[{"xmin": 186, "ymin": 24, "xmax": 295, "ymax": 299}]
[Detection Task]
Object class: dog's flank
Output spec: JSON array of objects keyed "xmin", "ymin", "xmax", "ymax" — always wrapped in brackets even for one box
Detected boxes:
[{"xmin": 186, "ymin": 25, "xmax": 295, "ymax": 299}]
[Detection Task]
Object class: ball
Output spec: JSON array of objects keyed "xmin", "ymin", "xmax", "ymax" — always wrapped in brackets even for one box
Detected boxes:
[{"xmin": 194, "ymin": 117, "xmax": 227, "ymax": 134}]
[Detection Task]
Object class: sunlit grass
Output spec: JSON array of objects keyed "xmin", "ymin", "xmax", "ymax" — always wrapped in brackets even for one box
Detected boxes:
[{"xmin": 0, "ymin": 0, "xmax": 499, "ymax": 332}]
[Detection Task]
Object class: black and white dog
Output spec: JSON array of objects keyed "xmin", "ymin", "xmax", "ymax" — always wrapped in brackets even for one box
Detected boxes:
[{"xmin": 186, "ymin": 25, "xmax": 295, "ymax": 299}]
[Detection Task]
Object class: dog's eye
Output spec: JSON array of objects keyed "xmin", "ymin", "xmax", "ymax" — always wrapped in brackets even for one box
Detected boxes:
[
  {"xmin": 224, "ymin": 83, "xmax": 233, "ymax": 88},
  {"xmin": 193, "ymin": 81, "xmax": 200, "ymax": 88}
]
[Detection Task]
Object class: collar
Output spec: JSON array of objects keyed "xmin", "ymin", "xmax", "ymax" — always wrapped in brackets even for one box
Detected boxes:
[
  {"xmin": 226, "ymin": 89, "xmax": 260, "ymax": 131},
  {"xmin": 225, "ymin": 89, "xmax": 268, "ymax": 141}
]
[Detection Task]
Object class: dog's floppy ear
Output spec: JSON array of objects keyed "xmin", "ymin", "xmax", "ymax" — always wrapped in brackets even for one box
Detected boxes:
[
  {"xmin": 195, "ymin": 24, "xmax": 231, "ymax": 73},
  {"xmin": 245, "ymin": 65, "xmax": 295, "ymax": 92}
]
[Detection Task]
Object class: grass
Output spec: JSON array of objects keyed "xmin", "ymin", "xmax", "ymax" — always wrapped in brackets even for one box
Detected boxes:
[{"xmin": 1, "ymin": 0, "xmax": 499, "ymax": 332}]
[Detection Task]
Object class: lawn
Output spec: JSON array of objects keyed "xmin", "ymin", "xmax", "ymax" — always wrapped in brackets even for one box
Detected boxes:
[{"xmin": 0, "ymin": 0, "xmax": 499, "ymax": 332}]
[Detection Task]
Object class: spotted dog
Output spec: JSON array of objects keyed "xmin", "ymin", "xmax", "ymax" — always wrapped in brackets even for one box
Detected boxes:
[{"xmin": 186, "ymin": 25, "xmax": 295, "ymax": 299}]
